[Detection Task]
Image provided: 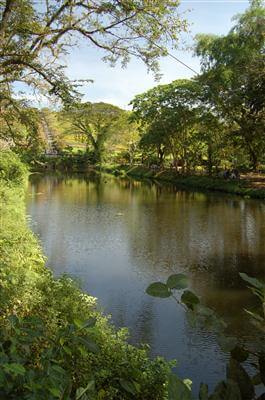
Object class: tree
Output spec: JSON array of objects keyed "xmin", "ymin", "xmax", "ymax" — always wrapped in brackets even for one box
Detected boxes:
[
  {"xmin": 0, "ymin": 98, "xmax": 44, "ymax": 159},
  {"xmin": 0, "ymin": 0, "xmax": 187, "ymax": 103},
  {"xmin": 0, "ymin": 0, "xmax": 187, "ymax": 155},
  {"xmin": 64, "ymin": 102, "xmax": 123, "ymax": 164},
  {"xmin": 131, "ymin": 79, "xmax": 216, "ymax": 171},
  {"xmin": 195, "ymin": 0, "xmax": 265, "ymax": 170}
]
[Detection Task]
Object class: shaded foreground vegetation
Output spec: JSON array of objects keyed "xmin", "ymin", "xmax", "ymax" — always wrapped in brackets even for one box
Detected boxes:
[{"xmin": 0, "ymin": 151, "xmax": 173, "ymax": 399}]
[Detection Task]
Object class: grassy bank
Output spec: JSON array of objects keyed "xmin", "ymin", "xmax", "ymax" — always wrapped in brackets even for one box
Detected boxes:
[
  {"xmin": 103, "ymin": 164, "xmax": 265, "ymax": 199},
  {"xmin": 0, "ymin": 151, "xmax": 171, "ymax": 399}
]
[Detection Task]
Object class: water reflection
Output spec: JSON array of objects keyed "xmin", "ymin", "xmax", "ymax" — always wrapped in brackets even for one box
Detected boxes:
[{"xmin": 27, "ymin": 173, "xmax": 265, "ymax": 393}]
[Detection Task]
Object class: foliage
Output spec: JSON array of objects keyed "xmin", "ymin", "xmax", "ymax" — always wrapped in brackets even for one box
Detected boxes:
[
  {"xmin": 0, "ymin": 0, "xmax": 187, "ymax": 115},
  {"xmin": 0, "ymin": 151, "xmax": 173, "ymax": 399},
  {"xmin": 131, "ymin": 78, "xmax": 227, "ymax": 172},
  {"xmin": 62, "ymin": 102, "xmax": 124, "ymax": 164},
  {"xmin": 0, "ymin": 0, "xmax": 187, "ymax": 156},
  {"xmin": 129, "ymin": 1, "xmax": 265, "ymax": 172},
  {"xmin": 125, "ymin": 166, "xmax": 265, "ymax": 199},
  {"xmin": 0, "ymin": 150, "xmax": 27, "ymax": 183},
  {"xmin": 0, "ymin": 100, "xmax": 44, "ymax": 160},
  {"xmin": 195, "ymin": 0, "xmax": 265, "ymax": 170},
  {"xmin": 146, "ymin": 272, "xmax": 265, "ymax": 399}
]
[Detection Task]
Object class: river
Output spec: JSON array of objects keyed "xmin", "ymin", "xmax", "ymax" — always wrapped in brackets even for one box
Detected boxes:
[{"xmin": 26, "ymin": 173, "xmax": 265, "ymax": 394}]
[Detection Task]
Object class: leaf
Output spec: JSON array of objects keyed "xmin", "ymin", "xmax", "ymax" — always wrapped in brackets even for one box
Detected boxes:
[
  {"xmin": 199, "ymin": 383, "xmax": 208, "ymax": 400},
  {"xmin": 80, "ymin": 318, "xmax": 97, "ymax": 329},
  {"xmin": 48, "ymin": 387, "xmax": 61, "ymax": 398},
  {"xmin": 51, "ymin": 364, "xmax": 66, "ymax": 375},
  {"xmin": 209, "ymin": 380, "xmax": 241, "ymax": 400},
  {"xmin": 181, "ymin": 290, "xmax": 200, "ymax": 309},
  {"xmin": 227, "ymin": 358, "xmax": 254, "ymax": 400},
  {"xmin": 231, "ymin": 346, "xmax": 249, "ymax": 363},
  {"xmin": 167, "ymin": 274, "xmax": 188, "ymax": 290},
  {"xmin": 119, "ymin": 379, "xmax": 137, "ymax": 395},
  {"xmin": 168, "ymin": 373, "xmax": 192, "ymax": 400},
  {"xmin": 76, "ymin": 380, "xmax": 95, "ymax": 400},
  {"xmin": 217, "ymin": 335, "xmax": 237, "ymax": 352},
  {"xmin": 3, "ymin": 363, "xmax": 25, "ymax": 376},
  {"xmin": 239, "ymin": 273, "xmax": 265, "ymax": 290},
  {"xmin": 146, "ymin": 282, "xmax": 171, "ymax": 298},
  {"xmin": 74, "ymin": 317, "xmax": 96, "ymax": 330},
  {"xmin": 77, "ymin": 336, "xmax": 99, "ymax": 353}
]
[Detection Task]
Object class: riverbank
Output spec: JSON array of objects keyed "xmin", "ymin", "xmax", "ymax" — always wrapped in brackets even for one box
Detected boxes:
[
  {"xmin": 102, "ymin": 164, "xmax": 265, "ymax": 199},
  {"xmin": 0, "ymin": 151, "xmax": 171, "ymax": 399}
]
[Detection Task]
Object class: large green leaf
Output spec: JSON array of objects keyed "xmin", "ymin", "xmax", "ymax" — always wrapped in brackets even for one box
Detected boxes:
[
  {"xmin": 227, "ymin": 358, "xmax": 254, "ymax": 400},
  {"xmin": 181, "ymin": 290, "xmax": 200, "ymax": 309},
  {"xmin": 199, "ymin": 383, "xmax": 208, "ymax": 400},
  {"xmin": 168, "ymin": 373, "xmax": 193, "ymax": 400},
  {"xmin": 209, "ymin": 380, "xmax": 241, "ymax": 400},
  {"xmin": 167, "ymin": 274, "xmax": 188, "ymax": 290},
  {"xmin": 119, "ymin": 379, "xmax": 137, "ymax": 395},
  {"xmin": 3, "ymin": 363, "xmax": 25, "ymax": 376},
  {"xmin": 239, "ymin": 273, "xmax": 265, "ymax": 290},
  {"xmin": 76, "ymin": 336, "xmax": 99, "ymax": 353},
  {"xmin": 230, "ymin": 346, "xmax": 249, "ymax": 363},
  {"xmin": 146, "ymin": 282, "xmax": 171, "ymax": 298},
  {"xmin": 76, "ymin": 380, "xmax": 95, "ymax": 400}
]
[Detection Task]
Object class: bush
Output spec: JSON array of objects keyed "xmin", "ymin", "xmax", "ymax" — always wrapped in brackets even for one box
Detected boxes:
[
  {"xmin": 0, "ymin": 150, "xmax": 27, "ymax": 184},
  {"xmin": 0, "ymin": 151, "xmax": 171, "ymax": 399}
]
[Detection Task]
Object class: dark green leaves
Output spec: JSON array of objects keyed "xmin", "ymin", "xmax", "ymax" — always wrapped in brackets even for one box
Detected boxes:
[
  {"xmin": 75, "ymin": 380, "xmax": 95, "ymax": 400},
  {"xmin": 146, "ymin": 282, "xmax": 171, "ymax": 298},
  {"xmin": 2, "ymin": 363, "xmax": 25, "ymax": 376},
  {"xmin": 119, "ymin": 379, "xmax": 139, "ymax": 395},
  {"xmin": 230, "ymin": 346, "xmax": 249, "ymax": 363},
  {"xmin": 227, "ymin": 358, "xmax": 254, "ymax": 400},
  {"xmin": 209, "ymin": 380, "xmax": 241, "ymax": 400},
  {"xmin": 168, "ymin": 374, "xmax": 192, "ymax": 400},
  {"xmin": 199, "ymin": 383, "xmax": 208, "ymax": 400},
  {"xmin": 146, "ymin": 273, "xmax": 189, "ymax": 298},
  {"xmin": 167, "ymin": 274, "xmax": 188, "ymax": 290},
  {"xmin": 239, "ymin": 273, "xmax": 265, "ymax": 290},
  {"xmin": 181, "ymin": 290, "xmax": 200, "ymax": 310}
]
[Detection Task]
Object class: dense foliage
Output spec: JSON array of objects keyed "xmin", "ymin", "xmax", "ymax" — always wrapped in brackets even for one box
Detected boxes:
[
  {"xmin": 0, "ymin": 151, "xmax": 174, "ymax": 399},
  {"xmin": 131, "ymin": 1, "xmax": 265, "ymax": 171}
]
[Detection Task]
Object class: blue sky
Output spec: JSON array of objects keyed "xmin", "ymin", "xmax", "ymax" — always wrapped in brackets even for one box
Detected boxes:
[
  {"xmin": 17, "ymin": 1, "xmax": 250, "ymax": 109},
  {"xmin": 64, "ymin": 0, "xmax": 250, "ymax": 109}
]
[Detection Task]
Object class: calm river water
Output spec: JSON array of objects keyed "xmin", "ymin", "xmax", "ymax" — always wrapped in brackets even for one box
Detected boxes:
[{"xmin": 27, "ymin": 173, "xmax": 265, "ymax": 393}]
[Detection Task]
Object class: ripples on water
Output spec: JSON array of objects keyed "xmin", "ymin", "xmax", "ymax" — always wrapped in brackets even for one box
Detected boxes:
[{"xmin": 27, "ymin": 173, "xmax": 265, "ymax": 393}]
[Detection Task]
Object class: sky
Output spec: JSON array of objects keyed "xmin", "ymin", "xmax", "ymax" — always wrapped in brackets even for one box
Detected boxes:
[
  {"xmin": 64, "ymin": 0, "xmax": 250, "ymax": 109},
  {"xmin": 17, "ymin": 0, "xmax": 250, "ymax": 109}
]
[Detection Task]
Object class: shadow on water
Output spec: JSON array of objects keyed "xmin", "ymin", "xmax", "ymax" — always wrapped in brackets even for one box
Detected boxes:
[{"xmin": 27, "ymin": 173, "xmax": 265, "ymax": 393}]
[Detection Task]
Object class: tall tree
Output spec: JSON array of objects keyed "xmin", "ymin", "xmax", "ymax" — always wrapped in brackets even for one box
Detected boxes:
[
  {"xmin": 195, "ymin": 0, "xmax": 265, "ymax": 169},
  {"xmin": 131, "ymin": 79, "xmax": 213, "ymax": 171},
  {"xmin": 65, "ymin": 102, "xmax": 123, "ymax": 164}
]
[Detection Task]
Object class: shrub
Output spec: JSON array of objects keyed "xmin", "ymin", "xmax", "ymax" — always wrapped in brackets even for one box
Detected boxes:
[
  {"xmin": 0, "ymin": 151, "xmax": 171, "ymax": 399},
  {"xmin": 0, "ymin": 150, "xmax": 27, "ymax": 184}
]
